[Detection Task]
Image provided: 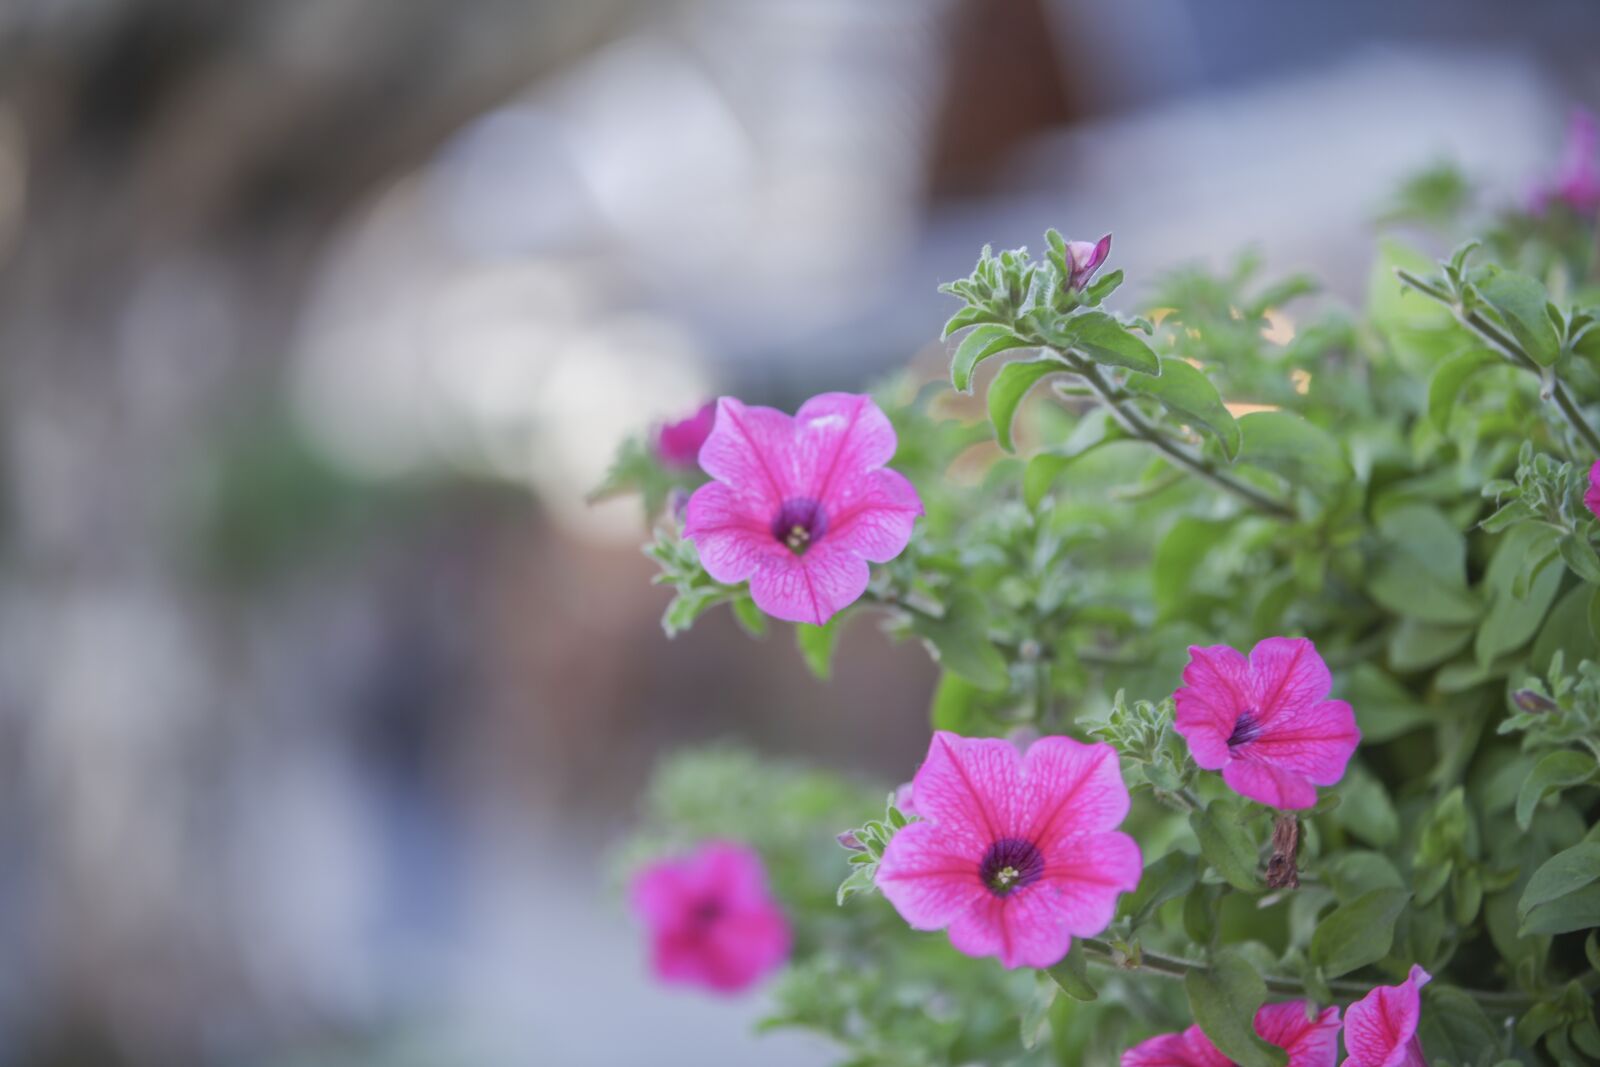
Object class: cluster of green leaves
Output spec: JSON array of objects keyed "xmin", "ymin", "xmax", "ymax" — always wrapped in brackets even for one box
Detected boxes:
[{"xmin": 620, "ymin": 169, "xmax": 1600, "ymax": 1064}]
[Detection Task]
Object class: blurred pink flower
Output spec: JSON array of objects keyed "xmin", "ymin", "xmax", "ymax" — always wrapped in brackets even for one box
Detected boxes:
[
  {"xmin": 1122, "ymin": 1002, "xmax": 1341, "ymax": 1067},
  {"xmin": 654, "ymin": 401, "xmax": 716, "ymax": 468},
  {"xmin": 682, "ymin": 393, "xmax": 922, "ymax": 625},
  {"xmin": 875, "ymin": 731, "xmax": 1141, "ymax": 969},
  {"xmin": 1530, "ymin": 109, "xmax": 1600, "ymax": 217},
  {"xmin": 1341, "ymin": 966, "xmax": 1431, "ymax": 1067},
  {"xmin": 630, "ymin": 840, "xmax": 791, "ymax": 994},
  {"xmin": 1065, "ymin": 233, "xmax": 1113, "ymax": 290},
  {"xmin": 1585, "ymin": 460, "xmax": 1600, "ymax": 519},
  {"xmin": 1174, "ymin": 637, "xmax": 1360, "ymax": 810}
]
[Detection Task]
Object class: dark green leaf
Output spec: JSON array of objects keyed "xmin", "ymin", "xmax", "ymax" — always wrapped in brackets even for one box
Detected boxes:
[
  {"xmin": 1368, "ymin": 504, "xmax": 1480, "ymax": 625},
  {"xmin": 1418, "ymin": 987, "xmax": 1503, "ymax": 1067},
  {"xmin": 1479, "ymin": 269, "xmax": 1561, "ymax": 366},
  {"xmin": 951, "ymin": 324, "xmax": 1031, "ymax": 393},
  {"xmin": 1191, "ymin": 804, "xmax": 1260, "ymax": 891},
  {"xmin": 1052, "ymin": 310, "xmax": 1161, "ymax": 374},
  {"xmin": 1520, "ymin": 883, "xmax": 1600, "ymax": 935},
  {"xmin": 1121, "ymin": 849, "xmax": 1200, "ymax": 927},
  {"xmin": 1185, "ymin": 951, "xmax": 1286, "ymax": 1067},
  {"xmin": 1516, "ymin": 750, "xmax": 1596, "ymax": 831},
  {"xmin": 988, "ymin": 356, "xmax": 1068, "ymax": 452},
  {"xmin": 1046, "ymin": 940, "xmax": 1098, "ymax": 1001},
  {"xmin": 1519, "ymin": 843, "xmax": 1600, "ymax": 919},
  {"xmin": 909, "ymin": 592, "xmax": 1009, "ymax": 691},
  {"xmin": 796, "ymin": 615, "xmax": 843, "ymax": 680},
  {"xmin": 1309, "ymin": 887, "xmax": 1410, "ymax": 977},
  {"xmin": 1475, "ymin": 524, "xmax": 1564, "ymax": 665},
  {"xmin": 1126, "ymin": 357, "xmax": 1242, "ymax": 459}
]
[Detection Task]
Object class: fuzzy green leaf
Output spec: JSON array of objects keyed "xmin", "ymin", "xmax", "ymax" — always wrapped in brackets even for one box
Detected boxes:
[
  {"xmin": 989, "ymin": 356, "xmax": 1068, "ymax": 452},
  {"xmin": 950, "ymin": 324, "xmax": 1031, "ymax": 393},
  {"xmin": 1126, "ymin": 357, "xmax": 1242, "ymax": 459},
  {"xmin": 1052, "ymin": 311, "xmax": 1161, "ymax": 374},
  {"xmin": 1479, "ymin": 269, "xmax": 1561, "ymax": 366}
]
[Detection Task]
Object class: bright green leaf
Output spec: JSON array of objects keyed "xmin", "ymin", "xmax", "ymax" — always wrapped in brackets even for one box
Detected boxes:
[
  {"xmin": 951, "ymin": 324, "xmax": 1031, "ymax": 393},
  {"xmin": 1126, "ymin": 356, "xmax": 1242, "ymax": 459},
  {"xmin": 796, "ymin": 615, "xmax": 843, "ymax": 680},
  {"xmin": 1427, "ymin": 347, "xmax": 1499, "ymax": 431},
  {"xmin": 1051, "ymin": 311, "xmax": 1161, "ymax": 374},
  {"xmin": 1237, "ymin": 410, "xmax": 1348, "ymax": 488},
  {"xmin": 1479, "ymin": 269, "xmax": 1561, "ymax": 367},
  {"xmin": 989, "ymin": 356, "xmax": 1068, "ymax": 452},
  {"xmin": 1046, "ymin": 940, "xmax": 1098, "ymax": 1001},
  {"xmin": 909, "ymin": 592, "xmax": 1009, "ymax": 691}
]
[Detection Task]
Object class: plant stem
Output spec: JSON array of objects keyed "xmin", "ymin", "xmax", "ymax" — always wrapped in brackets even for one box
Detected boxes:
[
  {"xmin": 1394, "ymin": 269, "xmax": 1600, "ymax": 457},
  {"xmin": 1075, "ymin": 938, "xmax": 1541, "ymax": 1013},
  {"xmin": 1057, "ymin": 353, "xmax": 1298, "ymax": 521}
]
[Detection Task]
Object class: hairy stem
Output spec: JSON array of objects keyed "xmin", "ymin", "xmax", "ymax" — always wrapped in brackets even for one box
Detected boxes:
[
  {"xmin": 1395, "ymin": 268, "xmax": 1600, "ymax": 457},
  {"xmin": 1075, "ymin": 938, "xmax": 1542, "ymax": 1013},
  {"xmin": 1057, "ymin": 353, "xmax": 1298, "ymax": 521}
]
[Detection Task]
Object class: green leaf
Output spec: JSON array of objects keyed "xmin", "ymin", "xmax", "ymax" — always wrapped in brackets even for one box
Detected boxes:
[
  {"xmin": 1388, "ymin": 618, "xmax": 1474, "ymax": 672},
  {"xmin": 989, "ymin": 356, "xmax": 1067, "ymax": 452},
  {"xmin": 1022, "ymin": 410, "xmax": 1129, "ymax": 508},
  {"xmin": 1339, "ymin": 663, "xmax": 1437, "ymax": 743},
  {"xmin": 1418, "ymin": 987, "xmax": 1503, "ymax": 1067},
  {"xmin": 1427, "ymin": 347, "xmax": 1499, "ymax": 431},
  {"xmin": 1519, "ymin": 843, "xmax": 1600, "ymax": 920},
  {"xmin": 1333, "ymin": 770, "xmax": 1401, "ymax": 848},
  {"xmin": 1309, "ymin": 888, "xmax": 1410, "ymax": 977},
  {"xmin": 929, "ymin": 669, "xmax": 1001, "ymax": 734},
  {"xmin": 1121, "ymin": 849, "xmax": 1200, "ymax": 927},
  {"xmin": 796, "ymin": 615, "xmax": 843, "ymax": 680},
  {"xmin": 1475, "ymin": 524, "xmax": 1564, "ymax": 665},
  {"xmin": 1516, "ymin": 749, "xmax": 1596, "ymax": 830},
  {"xmin": 1560, "ymin": 533, "xmax": 1600, "ymax": 584},
  {"xmin": 1021, "ymin": 973, "xmax": 1057, "ymax": 1049},
  {"xmin": 1479, "ymin": 269, "xmax": 1561, "ymax": 366},
  {"xmin": 941, "ymin": 304, "xmax": 1003, "ymax": 339},
  {"xmin": 1368, "ymin": 504, "xmax": 1480, "ymax": 625},
  {"xmin": 909, "ymin": 592, "xmax": 1009, "ymax": 691},
  {"xmin": 1185, "ymin": 951, "xmax": 1286, "ymax": 1067},
  {"xmin": 1237, "ymin": 410, "xmax": 1348, "ymax": 488},
  {"xmin": 1051, "ymin": 310, "xmax": 1161, "ymax": 374},
  {"xmin": 1046, "ymin": 940, "xmax": 1098, "ymax": 1001},
  {"xmin": 1126, "ymin": 357, "xmax": 1242, "ymax": 459},
  {"xmin": 1191, "ymin": 804, "xmax": 1260, "ymax": 891},
  {"xmin": 951, "ymin": 324, "xmax": 1031, "ymax": 393},
  {"xmin": 730, "ymin": 595, "xmax": 769, "ymax": 637},
  {"xmin": 1520, "ymin": 883, "xmax": 1600, "ymax": 935}
]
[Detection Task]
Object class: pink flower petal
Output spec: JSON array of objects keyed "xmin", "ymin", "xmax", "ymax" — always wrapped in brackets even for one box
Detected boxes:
[
  {"xmin": 1255, "ymin": 1002, "xmax": 1342, "ymax": 1067},
  {"xmin": 1023, "ymin": 737, "xmax": 1133, "ymax": 838},
  {"xmin": 1342, "ymin": 966, "xmax": 1431, "ymax": 1067},
  {"xmin": 656, "ymin": 401, "xmax": 716, "ymax": 468},
  {"xmin": 697, "ymin": 397, "xmax": 797, "ymax": 507},
  {"xmin": 875, "ymin": 821, "xmax": 987, "ymax": 930},
  {"xmin": 1249, "ymin": 637, "xmax": 1333, "ymax": 721},
  {"xmin": 1223, "ymin": 758, "xmax": 1320, "ymax": 810},
  {"xmin": 1179, "ymin": 1027, "xmax": 1236, "ymax": 1067},
  {"xmin": 1586, "ymin": 460, "xmax": 1600, "ymax": 520},
  {"xmin": 908, "ymin": 733, "xmax": 1026, "ymax": 846},
  {"xmin": 1123, "ymin": 1032, "xmax": 1213, "ymax": 1067},
  {"xmin": 943, "ymin": 890, "xmax": 1074, "ymax": 969},
  {"xmin": 1039, "ymin": 830, "xmax": 1142, "ymax": 936},
  {"xmin": 793, "ymin": 392, "xmax": 899, "ymax": 499},
  {"xmin": 745, "ymin": 540, "xmax": 870, "ymax": 625},
  {"xmin": 1250, "ymin": 699, "xmax": 1359, "ymax": 786},
  {"xmin": 825, "ymin": 467, "xmax": 923, "ymax": 562},
  {"xmin": 1175, "ymin": 644, "xmax": 1255, "ymax": 770},
  {"xmin": 683, "ymin": 481, "xmax": 786, "ymax": 584}
]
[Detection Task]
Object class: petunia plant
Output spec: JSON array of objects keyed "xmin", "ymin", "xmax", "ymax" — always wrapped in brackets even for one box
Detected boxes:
[{"xmin": 604, "ymin": 136, "xmax": 1600, "ymax": 1066}]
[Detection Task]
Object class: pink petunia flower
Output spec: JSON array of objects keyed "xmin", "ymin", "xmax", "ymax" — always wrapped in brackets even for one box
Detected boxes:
[
  {"xmin": 1122, "ymin": 1002, "xmax": 1342, "ymax": 1067},
  {"xmin": 1584, "ymin": 460, "xmax": 1600, "ymax": 520},
  {"xmin": 682, "ymin": 393, "xmax": 923, "ymax": 625},
  {"xmin": 630, "ymin": 840, "xmax": 791, "ymax": 994},
  {"xmin": 1341, "ymin": 966, "xmax": 1432, "ymax": 1067},
  {"xmin": 875, "ymin": 731, "xmax": 1142, "ymax": 969},
  {"xmin": 655, "ymin": 401, "xmax": 716, "ymax": 468},
  {"xmin": 1530, "ymin": 109, "xmax": 1600, "ymax": 217},
  {"xmin": 1065, "ymin": 233, "xmax": 1113, "ymax": 290},
  {"xmin": 1174, "ymin": 637, "xmax": 1360, "ymax": 811}
]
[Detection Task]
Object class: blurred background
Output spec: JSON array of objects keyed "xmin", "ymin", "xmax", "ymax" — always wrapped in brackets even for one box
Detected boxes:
[{"xmin": 0, "ymin": 1, "xmax": 1597, "ymax": 1063}]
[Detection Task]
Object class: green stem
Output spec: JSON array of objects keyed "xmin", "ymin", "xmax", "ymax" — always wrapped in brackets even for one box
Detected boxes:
[
  {"xmin": 1059, "ymin": 353, "xmax": 1298, "ymax": 521},
  {"xmin": 1395, "ymin": 269, "xmax": 1600, "ymax": 458},
  {"xmin": 1075, "ymin": 938, "xmax": 1540, "ymax": 1013}
]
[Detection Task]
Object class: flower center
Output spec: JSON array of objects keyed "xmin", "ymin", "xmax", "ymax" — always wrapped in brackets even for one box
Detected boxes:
[
  {"xmin": 772, "ymin": 498, "xmax": 827, "ymax": 555},
  {"xmin": 978, "ymin": 837, "xmax": 1044, "ymax": 896},
  {"xmin": 1228, "ymin": 711, "xmax": 1262, "ymax": 750},
  {"xmin": 690, "ymin": 899, "xmax": 723, "ymax": 927}
]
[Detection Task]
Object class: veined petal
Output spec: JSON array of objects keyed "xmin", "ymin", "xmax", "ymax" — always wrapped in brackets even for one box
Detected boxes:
[
  {"xmin": 1254, "ymin": 1002, "xmax": 1341, "ymax": 1067},
  {"xmin": 909, "ymin": 732, "xmax": 1026, "ymax": 845},
  {"xmin": 793, "ymin": 392, "xmax": 899, "ymax": 502},
  {"xmin": 1586, "ymin": 460, "xmax": 1600, "ymax": 519},
  {"xmin": 746, "ymin": 540, "xmax": 869, "ymax": 625},
  {"xmin": 1179, "ymin": 1027, "xmax": 1236, "ymax": 1067},
  {"xmin": 1023, "ymin": 737, "xmax": 1131, "ymax": 838},
  {"xmin": 1249, "ymin": 637, "xmax": 1332, "ymax": 721},
  {"xmin": 683, "ymin": 481, "xmax": 785, "ymax": 584},
  {"xmin": 1342, "ymin": 966, "xmax": 1430, "ymax": 1067},
  {"xmin": 1222, "ymin": 758, "xmax": 1319, "ymax": 810},
  {"xmin": 987, "ymin": 885, "xmax": 1076, "ymax": 969},
  {"xmin": 1175, "ymin": 645, "xmax": 1252, "ymax": 770},
  {"xmin": 1122, "ymin": 1032, "xmax": 1213, "ymax": 1067},
  {"xmin": 1038, "ymin": 830, "xmax": 1142, "ymax": 937},
  {"xmin": 1250, "ymin": 699, "xmax": 1359, "ymax": 786},
  {"xmin": 698, "ymin": 397, "xmax": 796, "ymax": 506},
  {"xmin": 875, "ymin": 821, "xmax": 986, "ymax": 930},
  {"xmin": 825, "ymin": 467, "xmax": 923, "ymax": 562}
]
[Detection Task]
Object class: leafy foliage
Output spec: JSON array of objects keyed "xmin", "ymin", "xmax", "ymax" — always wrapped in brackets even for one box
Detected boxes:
[{"xmin": 612, "ymin": 160, "xmax": 1600, "ymax": 1065}]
